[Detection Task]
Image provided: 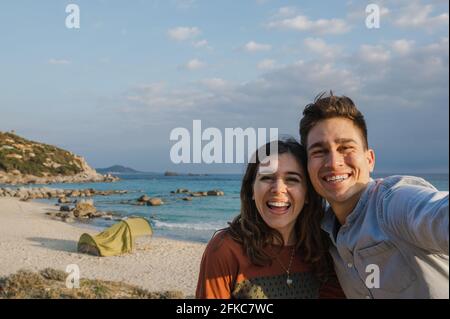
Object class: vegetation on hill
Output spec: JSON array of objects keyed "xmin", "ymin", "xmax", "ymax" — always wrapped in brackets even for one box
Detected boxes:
[{"xmin": 0, "ymin": 131, "xmax": 83, "ymax": 177}]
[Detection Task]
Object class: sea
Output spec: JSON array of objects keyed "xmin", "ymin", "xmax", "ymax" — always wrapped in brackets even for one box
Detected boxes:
[{"xmin": 29, "ymin": 172, "xmax": 449, "ymax": 244}]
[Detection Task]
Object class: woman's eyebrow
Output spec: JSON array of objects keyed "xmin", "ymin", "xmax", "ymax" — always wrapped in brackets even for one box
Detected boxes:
[{"xmin": 285, "ymin": 172, "xmax": 303, "ymax": 178}]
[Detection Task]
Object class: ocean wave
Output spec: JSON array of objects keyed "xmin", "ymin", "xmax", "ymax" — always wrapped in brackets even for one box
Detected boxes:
[{"xmin": 153, "ymin": 220, "xmax": 227, "ymax": 231}]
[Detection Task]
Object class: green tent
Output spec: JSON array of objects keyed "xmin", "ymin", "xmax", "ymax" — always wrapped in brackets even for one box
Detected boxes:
[{"xmin": 77, "ymin": 217, "xmax": 153, "ymax": 257}]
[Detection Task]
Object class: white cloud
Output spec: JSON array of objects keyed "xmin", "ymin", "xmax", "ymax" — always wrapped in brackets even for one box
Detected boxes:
[
  {"xmin": 268, "ymin": 14, "xmax": 351, "ymax": 35},
  {"xmin": 304, "ymin": 38, "xmax": 342, "ymax": 59},
  {"xmin": 391, "ymin": 39, "xmax": 415, "ymax": 55},
  {"xmin": 357, "ymin": 45, "xmax": 391, "ymax": 63},
  {"xmin": 184, "ymin": 58, "xmax": 206, "ymax": 70},
  {"xmin": 394, "ymin": 1, "xmax": 449, "ymax": 29},
  {"xmin": 167, "ymin": 26, "xmax": 200, "ymax": 41},
  {"xmin": 193, "ymin": 39, "xmax": 212, "ymax": 50},
  {"xmin": 274, "ymin": 6, "xmax": 297, "ymax": 18},
  {"xmin": 257, "ymin": 59, "xmax": 277, "ymax": 70},
  {"xmin": 48, "ymin": 59, "xmax": 71, "ymax": 65},
  {"xmin": 200, "ymin": 78, "xmax": 229, "ymax": 90},
  {"xmin": 244, "ymin": 41, "xmax": 272, "ymax": 52}
]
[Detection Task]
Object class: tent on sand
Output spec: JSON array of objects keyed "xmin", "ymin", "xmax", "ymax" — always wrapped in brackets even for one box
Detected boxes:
[{"xmin": 77, "ymin": 217, "xmax": 153, "ymax": 257}]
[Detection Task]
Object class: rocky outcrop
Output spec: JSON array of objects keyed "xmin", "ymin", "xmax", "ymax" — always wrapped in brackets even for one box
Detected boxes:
[
  {"xmin": 0, "ymin": 131, "xmax": 119, "ymax": 185},
  {"xmin": 0, "ymin": 187, "xmax": 127, "ymax": 200}
]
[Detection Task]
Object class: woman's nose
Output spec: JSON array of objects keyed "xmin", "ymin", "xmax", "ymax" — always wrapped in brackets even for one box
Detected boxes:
[{"xmin": 271, "ymin": 178, "xmax": 287, "ymax": 193}]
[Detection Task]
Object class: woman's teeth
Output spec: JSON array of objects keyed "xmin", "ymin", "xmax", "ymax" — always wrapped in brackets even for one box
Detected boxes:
[{"xmin": 267, "ymin": 201, "xmax": 290, "ymax": 208}]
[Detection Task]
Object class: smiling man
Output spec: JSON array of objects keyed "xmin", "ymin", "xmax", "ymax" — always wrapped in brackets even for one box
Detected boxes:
[{"xmin": 299, "ymin": 92, "xmax": 449, "ymax": 299}]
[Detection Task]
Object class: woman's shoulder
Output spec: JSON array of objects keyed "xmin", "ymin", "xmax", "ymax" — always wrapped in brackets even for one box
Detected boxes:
[{"xmin": 204, "ymin": 229, "xmax": 243, "ymax": 257}]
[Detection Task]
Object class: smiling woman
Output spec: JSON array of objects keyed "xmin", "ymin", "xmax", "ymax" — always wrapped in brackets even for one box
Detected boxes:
[{"xmin": 196, "ymin": 139, "xmax": 345, "ymax": 299}]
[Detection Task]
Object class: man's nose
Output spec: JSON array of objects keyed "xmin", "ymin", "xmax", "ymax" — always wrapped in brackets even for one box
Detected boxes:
[{"xmin": 325, "ymin": 150, "xmax": 344, "ymax": 169}]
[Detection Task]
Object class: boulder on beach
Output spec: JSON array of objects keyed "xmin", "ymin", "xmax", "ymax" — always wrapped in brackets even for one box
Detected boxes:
[{"xmin": 73, "ymin": 200, "xmax": 97, "ymax": 218}]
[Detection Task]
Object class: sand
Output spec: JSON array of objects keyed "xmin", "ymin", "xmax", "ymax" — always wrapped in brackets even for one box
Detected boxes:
[{"xmin": 0, "ymin": 197, "xmax": 206, "ymax": 298}]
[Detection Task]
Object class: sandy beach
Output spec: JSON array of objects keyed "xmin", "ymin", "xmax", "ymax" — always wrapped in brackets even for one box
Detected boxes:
[{"xmin": 0, "ymin": 197, "xmax": 206, "ymax": 298}]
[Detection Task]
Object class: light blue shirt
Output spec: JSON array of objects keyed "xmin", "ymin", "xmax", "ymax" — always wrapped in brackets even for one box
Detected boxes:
[{"xmin": 322, "ymin": 176, "xmax": 449, "ymax": 299}]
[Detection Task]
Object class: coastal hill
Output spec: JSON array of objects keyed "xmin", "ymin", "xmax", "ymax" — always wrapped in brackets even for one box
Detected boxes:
[
  {"xmin": 96, "ymin": 165, "xmax": 142, "ymax": 174},
  {"xmin": 0, "ymin": 131, "xmax": 117, "ymax": 184}
]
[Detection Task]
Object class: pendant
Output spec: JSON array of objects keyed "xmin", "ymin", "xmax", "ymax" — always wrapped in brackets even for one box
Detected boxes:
[{"xmin": 286, "ymin": 277, "xmax": 293, "ymax": 286}]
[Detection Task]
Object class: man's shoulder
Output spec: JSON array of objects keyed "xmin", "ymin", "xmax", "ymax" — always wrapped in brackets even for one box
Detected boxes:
[{"xmin": 375, "ymin": 175, "xmax": 437, "ymax": 194}]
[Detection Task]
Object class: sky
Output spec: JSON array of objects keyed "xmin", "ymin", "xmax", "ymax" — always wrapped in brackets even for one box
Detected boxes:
[{"xmin": 0, "ymin": 0, "xmax": 448, "ymax": 174}]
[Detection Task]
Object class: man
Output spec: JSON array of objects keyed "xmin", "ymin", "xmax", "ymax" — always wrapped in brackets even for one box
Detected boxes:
[{"xmin": 299, "ymin": 92, "xmax": 449, "ymax": 298}]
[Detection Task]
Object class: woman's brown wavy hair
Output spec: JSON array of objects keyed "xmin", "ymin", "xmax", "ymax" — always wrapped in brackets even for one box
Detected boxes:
[{"xmin": 227, "ymin": 138, "xmax": 332, "ymax": 280}]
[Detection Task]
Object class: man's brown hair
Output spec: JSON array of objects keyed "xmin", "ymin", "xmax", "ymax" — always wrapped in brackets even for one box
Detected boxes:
[{"xmin": 299, "ymin": 91, "xmax": 369, "ymax": 149}]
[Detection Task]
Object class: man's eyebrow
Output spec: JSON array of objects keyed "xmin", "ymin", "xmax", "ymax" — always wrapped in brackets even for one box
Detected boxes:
[
  {"xmin": 307, "ymin": 141, "xmax": 325, "ymax": 151},
  {"xmin": 308, "ymin": 138, "xmax": 358, "ymax": 151},
  {"xmin": 336, "ymin": 138, "xmax": 358, "ymax": 144}
]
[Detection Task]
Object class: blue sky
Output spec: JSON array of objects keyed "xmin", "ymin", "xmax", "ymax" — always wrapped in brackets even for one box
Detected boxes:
[{"xmin": 0, "ymin": 0, "xmax": 448, "ymax": 173}]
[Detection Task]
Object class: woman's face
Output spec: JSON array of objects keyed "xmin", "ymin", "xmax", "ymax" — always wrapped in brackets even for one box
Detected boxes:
[{"xmin": 253, "ymin": 152, "xmax": 308, "ymax": 244}]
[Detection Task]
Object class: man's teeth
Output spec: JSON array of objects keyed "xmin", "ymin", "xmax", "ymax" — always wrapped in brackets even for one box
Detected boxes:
[
  {"xmin": 268, "ymin": 202, "xmax": 290, "ymax": 207},
  {"xmin": 326, "ymin": 174, "xmax": 349, "ymax": 182}
]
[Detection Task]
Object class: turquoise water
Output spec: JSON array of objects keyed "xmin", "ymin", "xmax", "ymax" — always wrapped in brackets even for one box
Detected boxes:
[{"xmin": 28, "ymin": 173, "xmax": 449, "ymax": 243}]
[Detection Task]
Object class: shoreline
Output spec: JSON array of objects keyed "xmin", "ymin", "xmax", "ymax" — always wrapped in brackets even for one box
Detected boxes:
[{"xmin": 0, "ymin": 197, "xmax": 206, "ymax": 298}]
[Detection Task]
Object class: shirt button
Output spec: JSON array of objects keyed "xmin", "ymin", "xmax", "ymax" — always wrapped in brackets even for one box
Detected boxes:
[{"xmin": 347, "ymin": 263, "xmax": 353, "ymax": 268}]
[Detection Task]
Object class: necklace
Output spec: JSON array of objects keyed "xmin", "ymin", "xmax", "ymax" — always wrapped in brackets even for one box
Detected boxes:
[{"xmin": 275, "ymin": 246, "xmax": 296, "ymax": 286}]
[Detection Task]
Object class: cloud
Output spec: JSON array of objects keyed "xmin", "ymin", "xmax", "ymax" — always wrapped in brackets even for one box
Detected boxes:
[
  {"xmin": 394, "ymin": 1, "xmax": 449, "ymax": 29},
  {"xmin": 257, "ymin": 59, "xmax": 277, "ymax": 70},
  {"xmin": 48, "ymin": 58, "xmax": 71, "ymax": 65},
  {"xmin": 193, "ymin": 39, "xmax": 212, "ymax": 50},
  {"xmin": 167, "ymin": 26, "xmax": 200, "ymax": 41},
  {"xmin": 357, "ymin": 44, "xmax": 391, "ymax": 63},
  {"xmin": 184, "ymin": 58, "xmax": 206, "ymax": 70},
  {"xmin": 391, "ymin": 39, "xmax": 415, "ymax": 55},
  {"xmin": 243, "ymin": 41, "xmax": 272, "ymax": 52},
  {"xmin": 268, "ymin": 14, "xmax": 351, "ymax": 35},
  {"xmin": 200, "ymin": 78, "xmax": 230, "ymax": 90},
  {"xmin": 273, "ymin": 6, "xmax": 297, "ymax": 18},
  {"xmin": 303, "ymin": 38, "xmax": 342, "ymax": 59}
]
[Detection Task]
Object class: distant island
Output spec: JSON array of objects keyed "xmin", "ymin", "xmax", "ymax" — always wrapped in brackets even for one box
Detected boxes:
[
  {"xmin": 164, "ymin": 171, "xmax": 208, "ymax": 176},
  {"xmin": 96, "ymin": 165, "xmax": 142, "ymax": 174}
]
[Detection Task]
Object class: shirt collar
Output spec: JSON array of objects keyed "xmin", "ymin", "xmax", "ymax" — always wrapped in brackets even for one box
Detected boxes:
[{"xmin": 321, "ymin": 178, "xmax": 376, "ymax": 244}]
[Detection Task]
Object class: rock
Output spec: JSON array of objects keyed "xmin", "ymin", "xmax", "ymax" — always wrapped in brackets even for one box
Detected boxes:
[
  {"xmin": 190, "ymin": 191, "xmax": 207, "ymax": 197},
  {"xmin": 182, "ymin": 197, "xmax": 192, "ymax": 201},
  {"xmin": 72, "ymin": 200, "xmax": 96, "ymax": 218},
  {"xmin": 60, "ymin": 205, "xmax": 72, "ymax": 212},
  {"xmin": 175, "ymin": 189, "xmax": 189, "ymax": 194},
  {"xmin": 207, "ymin": 190, "xmax": 224, "ymax": 196},
  {"xmin": 58, "ymin": 197, "xmax": 70, "ymax": 204},
  {"xmin": 146, "ymin": 198, "xmax": 163, "ymax": 206},
  {"xmin": 138, "ymin": 195, "xmax": 151, "ymax": 202}
]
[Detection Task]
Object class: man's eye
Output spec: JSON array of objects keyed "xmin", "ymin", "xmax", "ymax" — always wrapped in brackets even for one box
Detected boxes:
[{"xmin": 311, "ymin": 150, "xmax": 324, "ymax": 156}]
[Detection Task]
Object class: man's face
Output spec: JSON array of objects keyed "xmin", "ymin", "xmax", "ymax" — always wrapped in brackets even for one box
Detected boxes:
[{"xmin": 306, "ymin": 117, "xmax": 375, "ymax": 212}]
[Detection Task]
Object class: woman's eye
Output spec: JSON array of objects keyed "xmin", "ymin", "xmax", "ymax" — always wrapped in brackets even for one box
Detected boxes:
[{"xmin": 286, "ymin": 178, "xmax": 300, "ymax": 183}]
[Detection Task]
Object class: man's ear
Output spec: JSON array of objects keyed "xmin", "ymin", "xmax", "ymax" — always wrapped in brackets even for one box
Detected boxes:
[{"xmin": 367, "ymin": 149, "xmax": 375, "ymax": 173}]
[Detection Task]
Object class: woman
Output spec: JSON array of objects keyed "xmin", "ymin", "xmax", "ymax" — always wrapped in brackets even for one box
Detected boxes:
[{"xmin": 196, "ymin": 139, "xmax": 344, "ymax": 299}]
